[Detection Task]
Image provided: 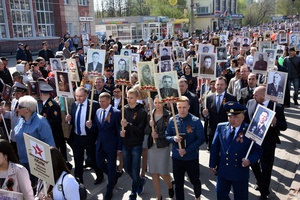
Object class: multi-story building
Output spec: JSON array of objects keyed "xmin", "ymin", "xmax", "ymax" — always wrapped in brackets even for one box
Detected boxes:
[
  {"xmin": 0, "ymin": 0, "xmax": 95, "ymax": 55},
  {"xmin": 188, "ymin": 0, "xmax": 243, "ymax": 32}
]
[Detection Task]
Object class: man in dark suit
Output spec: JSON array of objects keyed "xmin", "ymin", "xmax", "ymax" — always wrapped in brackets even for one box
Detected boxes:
[
  {"xmin": 242, "ymin": 38, "xmax": 249, "ymax": 47},
  {"xmin": 267, "ymin": 72, "xmax": 284, "ymax": 98},
  {"xmin": 253, "ymin": 54, "xmax": 268, "ymax": 70},
  {"xmin": 239, "ymin": 73, "xmax": 258, "ymax": 106},
  {"xmin": 66, "ymin": 87, "xmax": 104, "ymax": 184},
  {"xmin": 178, "ymin": 78, "xmax": 199, "ymax": 117},
  {"xmin": 210, "ymin": 102, "xmax": 262, "ymax": 200},
  {"xmin": 111, "ymin": 84, "xmax": 127, "ymax": 110},
  {"xmin": 87, "ymin": 51, "xmax": 103, "ymax": 73},
  {"xmin": 86, "ymin": 92, "xmax": 121, "ymax": 200},
  {"xmin": 245, "ymin": 86, "xmax": 287, "ymax": 199},
  {"xmin": 202, "ymin": 76, "xmax": 237, "ymax": 150},
  {"xmin": 161, "ymin": 48, "xmax": 171, "ymax": 61},
  {"xmin": 37, "ymin": 41, "xmax": 55, "ymax": 62},
  {"xmin": 159, "ymin": 75, "xmax": 179, "ymax": 99}
]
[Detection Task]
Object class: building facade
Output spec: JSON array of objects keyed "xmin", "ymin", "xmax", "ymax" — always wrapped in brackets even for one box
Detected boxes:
[
  {"xmin": 187, "ymin": 0, "xmax": 243, "ymax": 32},
  {"xmin": 0, "ymin": 0, "xmax": 95, "ymax": 55}
]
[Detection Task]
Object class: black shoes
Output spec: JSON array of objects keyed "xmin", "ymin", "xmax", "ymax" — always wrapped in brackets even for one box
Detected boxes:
[
  {"xmin": 94, "ymin": 176, "xmax": 103, "ymax": 185},
  {"xmin": 104, "ymin": 192, "xmax": 113, "ymax": 200}
]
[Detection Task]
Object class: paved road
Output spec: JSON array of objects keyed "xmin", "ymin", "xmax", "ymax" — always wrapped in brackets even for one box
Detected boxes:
[{"xmin": 7, "ymin": 58, "xmax": 300, "ymax": 200}]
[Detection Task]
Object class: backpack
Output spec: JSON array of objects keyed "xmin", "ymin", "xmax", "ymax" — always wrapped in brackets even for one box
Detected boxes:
[{"xmin": 61, "ymin": 172, "xmax": 87, "ymax": 200}]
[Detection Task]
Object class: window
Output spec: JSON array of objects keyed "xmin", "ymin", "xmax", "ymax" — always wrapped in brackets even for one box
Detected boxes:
[
  {"xmin": 35, "ymin": 0, "xmax": 55, "ymax": 37},
  {"xmin": 0, "ymin": 1, "xmax": 7, "ymax": 38},
  {"xmin": 196, "ymin": 6, "xmax": 209, "ymax": 14},
  {"xmin": 10, "ymin": 0, "xmax": 33, "ymax": 38},
  {"xmin": 78, "ymin": 0, "xmax": 88, "ymax": 6},
  {"xmin": 66, "ymin": 23, "xmax": 73, "ymax": 35},
  {"xmin": 64, "ymin": 0, "xmax": 70, "ymax": 4}
]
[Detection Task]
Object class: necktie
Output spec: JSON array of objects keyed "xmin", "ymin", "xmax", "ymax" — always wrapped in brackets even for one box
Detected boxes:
[
  {"xmin": 217, "ymin": 94, "xmax": 222, "ymax": 113},
  {"xmin": 101, "ymin": 109, "xmax": 106, "ymax": 125},
  {"xmin": 230, "ymin": 127, "xmax": 236, "ymax": 140},
  {"xmin": 77, "ymin": 104, "xmax": 83, "ymax": 135}
]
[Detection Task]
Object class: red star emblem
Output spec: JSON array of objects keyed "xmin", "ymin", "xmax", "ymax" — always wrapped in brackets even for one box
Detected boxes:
[
  {"xmin": 33, "ymin": 144, "xmax": 43, "ymax": 157},
  {"xmin": 70, "ymin": 61, "xmax": 74, "ymax": 67}
]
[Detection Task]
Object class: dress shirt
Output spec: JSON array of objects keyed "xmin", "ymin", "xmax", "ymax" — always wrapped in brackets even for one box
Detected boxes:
[
  {"xmin": 113, "ymin": 98, "xmax": 121, "ymax": 109},
  {"xmin": 98, "ymin": 105, "xmax": 111, "ymax": 121},
  {"xmin": 75, "ymin": 99, "xmax": 87, "ymax": 136},
  {"xmin": 216, "ymin": 91, "xmax": 225, "ymax": 105}
]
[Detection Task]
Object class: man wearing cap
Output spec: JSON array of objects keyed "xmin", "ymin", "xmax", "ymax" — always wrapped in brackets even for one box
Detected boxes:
[
  {"xmin": 245, "ymin": 86, "xmax": 287, "ymax": 199},
  {"xmin": 209, "ymin": 101, "xmax": 262, "ymax": 200},
  {"xmin": 104, "ymin": 64, "xmax": 115, "ymax": 93},
  {"xmin": 16, "ymin": 43, "xmax": 27, "ymax": 61},
  {"xmin": 0, "ymin": 82, "xmax": 27, "ymax": 156},
  {"xmin": 39, "ymin": 81, "xmax": 68, "ymax": 162},
  {"xmin": 88, "ymin": 51, "xmax": 103, "ymax": 73},
  {"xmin": 283, "ymin": 47, "xmax": 300, "ymax": 105}
]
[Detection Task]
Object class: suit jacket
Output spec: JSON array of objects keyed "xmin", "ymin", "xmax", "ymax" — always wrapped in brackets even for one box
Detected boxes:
[
  {"xmin": 245, "ymin": 99, "xmax": 287, "ymax": 146},
  {"xmin": 239, "ymin": 86, "xmax": 255, "ymax": 105},
  {"xmin": 111, "ymin": 96, "xmax": 128, "ymax": 110},
  {"xmin": 267, "ymin": 83, "xmax": 284, "ymax": 97},
  {"xmin": 249, "ymin": 121, "xmax": 266, "ymax": 138},
  {"xmin": 253, "ymin": 60, "xmax": 268, "ymax": 70},
  {"xmin": 69, "ymin": 100, "xmax": 100, "ymax": 142},
  {"xmin": 87, "ymin": 62, "xmax": 103, "ymax": 73},
  {"xmin": 93, "ymin": 106, "xmax": 122, "ymax": 154},
  {"xmin": 160, "ymin": 88, "xmax": 179, "ymax": 99},
  {"xmin": 209, "ymin": 122, "xmax": 262, "ymax": 182},
  {"xmin": 205, "ymin": 92, "xmax": 237, "ymax": 135}
]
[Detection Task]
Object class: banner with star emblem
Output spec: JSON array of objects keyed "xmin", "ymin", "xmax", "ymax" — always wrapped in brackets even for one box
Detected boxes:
[
  {"xmin": 24, "ymin": 134, "xmax": 55, "ymax": 186},
  {"xmin": 67, "ymin": 58, "xmax": 80, "ymax": 82}
]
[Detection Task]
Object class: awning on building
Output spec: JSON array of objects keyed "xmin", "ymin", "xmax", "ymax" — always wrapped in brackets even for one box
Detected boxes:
[{"xmin": 173, "ymin": 18, "xmax": 189, "ymax": 24}]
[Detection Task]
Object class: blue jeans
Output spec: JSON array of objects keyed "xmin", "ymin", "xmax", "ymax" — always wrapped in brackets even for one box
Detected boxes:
[
  {"xmin": 288, "ymin": 78, "xmax": 299, "ymax": 101},
  {"xmin": 122, "ymin": 145, "xmax": 142, "ymax": 195}
]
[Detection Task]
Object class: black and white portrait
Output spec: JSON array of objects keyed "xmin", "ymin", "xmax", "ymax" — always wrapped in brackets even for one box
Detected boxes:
[
  {"xmin": 159, "ymin": 60, "xmax": 173, "ymax": 73},
  {"xmin": 114, "ymin": 55, "xmax": 132, "ymax": 82},
  {"xmin": 216, "ymin": 47, "xmax": 227, "ymax": 62},
  {"xmin": 266, "ymin": 70, "xmax": 288, "ymax": 104},
  {"xmin": 121, "ymin": 49, "xmax": 132, "ymax": 57},
  {"xmin": 50, "ymin": 58, "xmax": 62, "ymax": 71},
  {"xmin": 154, "ymin": 71, "xmax": 181, "ymax": 101},
  {"xmin": 86, "ymin": 49, "xmax": 105, "ymax": 74}
]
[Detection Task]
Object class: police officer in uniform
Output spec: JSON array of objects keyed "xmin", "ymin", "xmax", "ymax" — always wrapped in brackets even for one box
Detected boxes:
[
  {"xmin": 39, "ymin": 81, "xmax": 68, "ymax": 162},
  {"xmin": 209, "ymin": 102, "xmax": 262, "ymax": 200}
]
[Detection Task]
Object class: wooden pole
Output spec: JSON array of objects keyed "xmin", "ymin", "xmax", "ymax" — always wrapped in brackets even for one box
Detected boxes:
[
  {"xmin": 245, "ymin": 140, "xmax": 254, "ymax": 159},
  {"xmin": 170, "ymin": 102, "xmax": 182, "ymax": 149},
  {"xmin": 88, "ymin": 78, "xmax": 95, "ymax": 121},
  {"xmin": 121, "ymin": 84, "xmax": 125, "ymax": 131},
  {"xmin": 204, "ymin": 79, "xmax": 208, "ymax": 109},
  {"xmin": 64, "ymin": 97, "xmax": 70, "ymax": 125},
  {"xmin": 147, "ymin": 91, "xmax": 155, "ymax": 144},
  {"xmin": 1, "ymin": 101, "xmax": 10, "ymax": 143}
]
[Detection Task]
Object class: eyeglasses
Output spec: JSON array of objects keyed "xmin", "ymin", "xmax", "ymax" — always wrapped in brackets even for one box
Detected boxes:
[{"xmin": 18, "ymin": 105, "xmax": 27, "ymax": 109}]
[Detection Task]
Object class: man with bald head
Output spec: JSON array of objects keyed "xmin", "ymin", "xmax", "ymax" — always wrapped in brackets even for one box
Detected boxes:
[{"xmin": 245, "ymin": 86, "xmax": 287, "ymax": 199}]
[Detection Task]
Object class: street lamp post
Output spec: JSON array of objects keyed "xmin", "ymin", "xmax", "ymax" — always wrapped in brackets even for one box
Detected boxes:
[{"xmin": 190, "ymin": 0, "xmax": 194, "ymax": 36}]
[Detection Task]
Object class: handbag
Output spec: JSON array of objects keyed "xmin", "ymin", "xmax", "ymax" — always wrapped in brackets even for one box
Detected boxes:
[{"xmin": 60, "ymin": 172, "xmax": 87, "ymax": 200}]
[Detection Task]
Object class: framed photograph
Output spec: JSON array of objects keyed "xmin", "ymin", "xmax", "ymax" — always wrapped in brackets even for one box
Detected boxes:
[
  {"xmin": 263, "ymin": 30, "xmax": 273, "ymax": 41},
  {"xmin": 232, "ymin": 36, "xmax": 241, "ymax": 47},
  {"xmin": 137, "ymin": 61, "xmax": 156, "ymax": 90},
  {"xmin": 154, "ymin": 71, "xmax": 181, "ymax": 102},
  {"xmin": 1, "ymin": 84, "xmax": 12, "ymax": 102},
  {"xmin": 276, "ymin": 45, "xmax": 285, "ymax": 55},
  {"xmin": 211, "ymin": 37, "xmax": 220, "ymax": 47},
  {"xmin": 132, "ymin": 53, "xmax": 140, "ymax": 72},
  {"xmin": 60, "ymin": 60, "xmax": 68, "ymax": 72},
  {"xmin": 289, "ymin": 33, "xmax": 299, "ymax": 47},
  {"xmin": 219, "ymin": 32, "xmax": 228, "ymax": 45},
  {"xmin": 66, "ymin": 58, "xmax": 80, "ymax": 82},
  {"xmin": 86, "ymin": 49, "xmax": 105, "ymax": 74},
  {"xmin": 245, "ymin": 105, "xmax": 275, "ymax": 146},
  {"xmin": 28, "ymin": 81, "xmax": 39, "ymax": 96},
  {"xmin": 252, "ymin": 52, "xmax": 269, "ymax": 74},
  {"xmin": 114, "ymin": 55, "xmax": 132, "ymax": 83},
  {"xmin": 155, "ymin": 42, "xmax": 163, "ymax": 55},
  {"xmin": 172, "ymin": 40, "xmax": 179, "ymax": 48},
  {"xmin": 191, "ymin": 57, "xmax": 198, "ymax": 76},
  {"xmin": 258, "ymin": 36, "xmax": 264, "ymax": 42},
  {"xmin": 50, "ymin": 58, "xmax": 62, "ymax": 71},
  {"xmin": 176, "ymin": 47, "xmax": 185, "ymax": 61},
  {"xmin": 121, "ymin": 49, "xmax": 132, "ymax": 57},
  {"xmin": 296, "ymin": 36, "xmax": 300, "ymax": 51},
  {"xmin": 266, "ymin": 70, "xmax": 288, "ymax": 104},
  {"xmin": 272, "ymin": 42, "xmax": 278, "ymax": 50},
  {"xmin": 160, "ymin": 47, "xmax": 172, "ymax": 61},
  {"xmin": 55, "ymin": 71, "xmax": 73, "ymax": 98},
  {"xmin": 278, "ymin": 31, "xmax": 287, "ymax": 44},
  {"xmin": 198, "ymin": 44, "xmax": 214, "ymax": 54},
  {"xmin": 159, "ymin": 60, "xmax": 173, "ymax": 73},
  {"xmin": 241, "ymin": 37, "xmax": 250, "ymax": 50},
  {"xmin": 258, "ymin": 41, "xmax": 271, "ymax": 52},
  {"xmin": 198, "ymin": 53, "xmax": 217, "ymax": 79},
  {"xmin": 263, "ymin": 48, "xmax": 276, "ymax": 67},
  {"xmin": 216, "ymin": 47, "xmax": 228, "ymax": 62}
]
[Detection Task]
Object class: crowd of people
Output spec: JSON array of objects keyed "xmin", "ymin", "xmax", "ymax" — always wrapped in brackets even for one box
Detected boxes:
[{"xmin": 0, "ymin": 24, "xmax": 296, "ymax": 200}]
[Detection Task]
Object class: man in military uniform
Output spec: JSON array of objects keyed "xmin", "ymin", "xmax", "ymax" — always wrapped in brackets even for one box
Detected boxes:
[
  {"xmin": 39, "ymin": 81, "xmax": 68, "ymax": 162},
  {"xmin": 104, "ymin": 64, "xmax": 115, "ymax": 93},
  {"xmin": 209, "ymin": 102, "xmax": 262, "ymax": 200}
]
